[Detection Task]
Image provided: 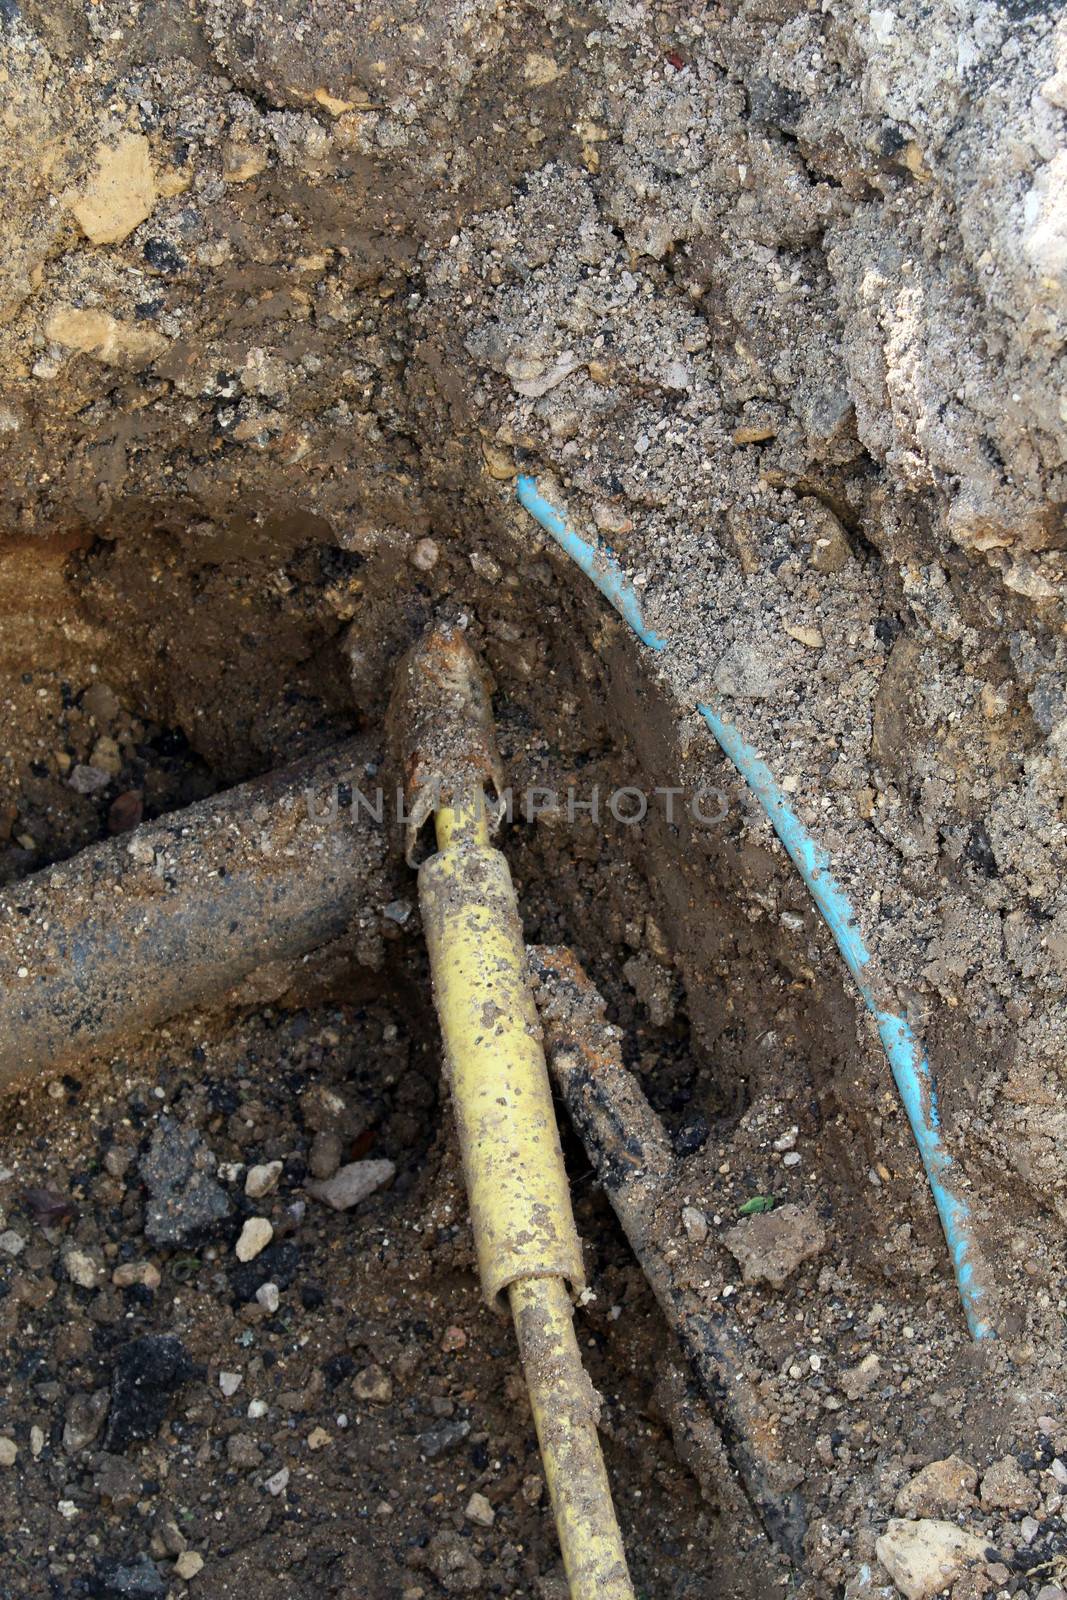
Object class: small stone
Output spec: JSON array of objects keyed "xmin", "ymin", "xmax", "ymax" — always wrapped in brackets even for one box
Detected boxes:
[
  {"xmin": 112, "ymin": 1261, "xmax": 161, "ymax": 1290},
  {"xmin": 980, "ymin": 1455, "xmax": 1037, "ymax": 1512},
  {"xmin": 244, "ymin": 1161, "xmax": 283, "ymax": 1200},
  {"xmin": 309, "ymin": 1130, "xmax": 343, "ymax": 1180},
  {"xmin": 68, "ymin": 763, "xmax": 111, "ymax": 795},
  {"xmin": 465, "ymin": 1492, "xmax": 495, "ymax": 1527},
  {"xmin": 256, "ymin": 1282, "xmax": 280, "ymax": 1314},
  {"xmin": 265, "ymin": 1466, "xmax": 290, "ymax": 1496},
  {"xmin": 896, "ymin": 1456, "xmax": 978, "ymax": 1517},
  {"xmin": 440, "ymin": 1325, "xmax": 467, "ymax": 1352},
  {"xmin": 732, "ymin": 421, "xmax": 777, "ymax": 444},
  {"xmin": 411, "ymin": 538, "xmax": 439, "ymax": 572},
  {"xmin": 29, "ymin": 1425, "xmax": 45, "ymax": 1458},
  {"xmin": 108, "ymin": 791, "xmax": 144, "ymax": 834},
  {"xmin": 127, "ymin": 836, "xmax": 156, "ymax": 866},
  {"xmin": 785, "ymin": 623, "xmax": 825, "ymax": 650},
  {"xmin": 63, "ymin": 1388, "xmax": 110, "ymax": 1454},
  {"xmin": 175, "ymin": 1552, "xmax": 204, "ymax": 1580},
  {"xmin": 46, "ymin": 308, "xmax": 167, "ymax": 371},
  {"xmin": 1020, "ymin": 1516, "xmax": 1040, "ymax": 1544},
  {"xmin": 140, "ymin": 1120, "xmax": 230, "ymax": 1247},
  {"xmin": 418, "ymin": 1419, "xmax": 471, "ymax": 1459},
  {"xmin": 247, "ymin": 1399, "xmax": 268, "ymax": 1420},
  {"xmin": 226, "ymin": 1434, "xmax": 263, "ymax": 1471},
  {"xmin": 64, "ymin": 1246, "xmax": 102, "ymax": 1289},
  {"xmin": 66, "ymin": 134, "xmax": 159, "ymax": 244},
  {"xmin": 875, "ymin": 1519, "xmax": 992, "ymax": 1600},
  {"xmin": 0, "ymin": 1437, "xmax": 17, "ymax": 1467},
  {"xmin": 352, "ymin": 1365, "xmax": 393, "ymax": 1404},
  {"xmin": 806, "ymin": 503, "xmax": 853, "ymax": 574},
  {"xmin": 104, "ymin": 1147, "xmax": 133, "ymax": 1180},
  {"xmin": 306, "ymin": 1159, "xmax": 394, "ymax": 1212},
  {"xmin": 222, "ymin": 142, "xmax": 269, "ymax": 183},
  {"xmin": 219, "ymin": 1371, "xmax": 243, "ymax": 1398},
  {"xmin": 235, "ymin": 1217, "xmax": 273, "ymax": 1261},
  {"xmin": 1051, "ymin": 1458, "xmax": 1067, "ymax": 1486},
  {"xmin": 0, "ymin": 1230, "xmax": 26, "ymax": 1257},
  {"xmin": 841, "ymin": 1353, "xmax": 882, "ymax": 1400},
  {"xmin": 521, "ymin": 1473, "xmax": 543, "ymax": 1505},
  {"xmin": 681, "ymin": 1205, "xmax": 709, "ymax": 1243},
  {"xmin": 722, "ymin": 1203, "xmax": 826, "ymax": 1289},
  {"xmin": 307, "ymin": 1427, "xmax": 330, "ymax": 1450}
]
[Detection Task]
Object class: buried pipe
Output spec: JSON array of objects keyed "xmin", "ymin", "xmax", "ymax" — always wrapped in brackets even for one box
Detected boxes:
[
  {"xmin": 531, "ymin": 944, "xmax": 807, "ymax": 1562},
  {"xmin": 391, "ymin": 622, "xmax": 636, "ymax": 1600},
  {"xmin": 516, "ymin": 473, "xmax": 996, "ymax": 1341},
  {"xmin": 0, "ymin": 738, "xmax": 389, "ymax": 1090}
]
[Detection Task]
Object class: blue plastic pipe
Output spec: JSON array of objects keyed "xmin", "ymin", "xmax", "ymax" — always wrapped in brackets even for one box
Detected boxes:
[{"xmin": 516, "ymin": 472, "xmax": 995, "ymax": 1340}]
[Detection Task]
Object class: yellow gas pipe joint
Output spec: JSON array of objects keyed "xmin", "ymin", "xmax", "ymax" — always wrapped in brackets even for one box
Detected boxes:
[{"xmin": 390, "ymin": 627, "xmax": 634, "ymax": 1600}]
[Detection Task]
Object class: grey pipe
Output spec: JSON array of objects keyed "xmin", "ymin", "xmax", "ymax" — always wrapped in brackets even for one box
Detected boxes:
[{"xmin": 0, "ymin": 738, "xmax": 390, "ymax": 1089}]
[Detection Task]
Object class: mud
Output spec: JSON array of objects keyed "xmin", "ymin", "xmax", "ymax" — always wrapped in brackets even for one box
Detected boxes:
[{"xmin": 0, "ymin": 0, "xmax": 1065, "ymax": 1596}]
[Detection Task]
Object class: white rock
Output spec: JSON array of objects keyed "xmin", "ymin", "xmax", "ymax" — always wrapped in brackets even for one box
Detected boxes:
[
  {"xmin": 247, "ymin": 1399, "xmax": 268, "ymax": 1420},
  {"xmin": 465, "ymin": 1491, "xmax": 495, "ymax": 1527},
  {"xmin": 681, "ymin": 1206, "xmax": 709, "ymax": 1243},
  {"xmin": 235, "ymin": 1217, "xmax": 273, "ymax": 1261},
  {"xmin": 245, "ymin": 1161, "xmax": 283, "ymax": 1200},
  {"xmin": 256, "ymin": 1281, "xmax": 280, "ymax": 1313},
  {"xmin": 306, "ymin": 1159, "xmax": 395, "ymax": 1213},
  {"xmin": 63, "ymin": 1247, "xmax": 101, "ymax": 1288},
  {"xmin": 0, "ymin": 1230, "xmax": 26, "ymax": 1257},
  {"xmin": 175, "ymin": 1551, "xmax": 204, "ymax": 1579},
  {"xmin": 0, "ymin": 1437, "xmax": 17, "ymax": 1467},
  {"xmin": 219, "ymin": 1371, "xmax": 243, "ymax": 1398},
  {"xmin": 265, "ymin": 1466, "xmax": 290, "ymax": 1496},
  {"xmin": 876, "ymin": 1518, "xmax": 992, "ymax": 1600}
]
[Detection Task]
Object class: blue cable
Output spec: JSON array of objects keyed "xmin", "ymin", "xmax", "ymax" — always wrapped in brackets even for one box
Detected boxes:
[{"xmin": 516, "ymin": 472, "xmax": 994, "ymax": 1339}]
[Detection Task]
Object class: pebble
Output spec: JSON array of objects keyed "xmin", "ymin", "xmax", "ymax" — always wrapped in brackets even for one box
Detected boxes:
[
  {"xmin": 227, "ymin": 1434, "xmax": 263, "ymax": 1470},
  {"xmin": 352, "ymin": 1365, "xmax": 393, "ymax": 1404},
  {"xmin": 235, "ymin": 1217, "xmax": 273, "ymax": 1261},
  {"xmin": 63, "ymin": 1388, "xmax": 110, "ymax": 1453},
  {"xmin": 29, "ymin": 1425, "xmax": 44, "ymax": 1458},
  {"xmin": 1020, "ymin": 1516, "xmax": 1040, "ymax": 1544},
  {"xmin": 418, "ymin": 1419, "xmax": 471, "ymax": 1459},
  {"xmin": 307, "ymin": 1427, "xmax": 330, "ymax": 1450},
  {"xmin": 411, "ymin": 537, "xmax": 439, "ymax": 571},
  {"xmin": 0, "ymin": 1437, "xmax": 17, "ymax": 1467},
  {"xmin": 248, "ymin": 1399, "xmax": 268, "ymax": 1420},
  {"xmin": 308, "ymin": 1130, "xmax": 343, "ymax": 1180},
  {"xmin": 465, "ymin": 1492, "xmax": 495, "ymax": 1527},
  {"xmin": 895, "ymin": 1456, "xmax": 977, "ymax": 1518},
  {"xmin": 112, "ymin": 1260, "xmax": 161, "ymax": 1290},
  {"xmin": 0, "ymin": 1229, "xmax": 26, "ymax": 1256},
  {"xmin": 68, "ymin": 763, "xmax": 111, "ymax": 795},
  {"xmin": 265, "ymin": 1466, "xmax": 290, "ymax": 1496},
  {"xmin": 306, "ymin": 1159, "xmax": 395, "ymax": 1213},
  {"xmin": 875, "ymin": 1519, "xmax": 992, "ymax": 1600},
  {"xmin": 175, "ymin": 1552, "xmax": 204, "ymax": 1580},
  {"xmin": 244, "ymin": 1161, "xmax": 283, "ymax": 1200},
  {"xmin": 681, "ymin": 1205, "xmax": 709, "ymax": 1243},
  {"xmin": 980, "ymin": 1454, "xmax": 1037, "ymax": 1512},
  {"xmin": 64, "ymin": 1247, "xmax": 101, "ymax": 1288},
  {"xmin": 141, "ymin": 1119, "xmax": 230, "ymax": 1246},
  {"xmin": 722, "ymin": 1203, "xmax": 826, "ymax": 1289},
  {"xmin": 219, "ymin": 1371, "xmax": 243, "ymax": 1397},
  {"xmin": 1051, "ymin": 1458, "xmax": 1067, "ymax": 1486},
  {"xmin": 256, "ymin": 1281, "xmax": 280, "ymax": 1313}
]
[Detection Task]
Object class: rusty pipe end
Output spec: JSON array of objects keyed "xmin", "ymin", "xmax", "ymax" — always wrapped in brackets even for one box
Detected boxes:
[{"xmin": 386, "ymin": 621, "xmax": 506, "ymax": 864}]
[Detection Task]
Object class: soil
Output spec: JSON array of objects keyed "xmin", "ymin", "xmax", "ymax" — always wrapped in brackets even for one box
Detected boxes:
[{"xmin": 0, "ymin": 0, "xmax": 1065, "ymax": 1597}]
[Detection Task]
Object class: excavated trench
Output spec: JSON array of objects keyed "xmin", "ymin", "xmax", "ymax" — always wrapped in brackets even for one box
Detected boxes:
[{"xmin": 0, "ymin": 479, "xmax": 1019, "ymax": 1600}]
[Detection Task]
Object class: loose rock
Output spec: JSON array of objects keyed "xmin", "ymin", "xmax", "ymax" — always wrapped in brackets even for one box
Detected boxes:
[
  {"xmin": 895, "ymin": 1456, "xmax": 978, "ymax": 1518},
  {"xmin": 980, "ymin": 1455, "xmax": 1038, "ymax": 1512},
  {"xmin": 722, "ymin": 1203, "xmax": 826, "ymax": 1289},
  {"xmin": 306, "ymin": 1158, "xmax": 395, "ymax": 1212},
  {"xmin": 875, "ymin": 1519, "xmax": 994, "ymax": 1600},
  {"xmin": 235, "ymin": 1217, "xmax": 273, "ymax": 1261},
  {"xmin": 140, "ymin": 1121, "xmax": 230, "ymax": 1247}
]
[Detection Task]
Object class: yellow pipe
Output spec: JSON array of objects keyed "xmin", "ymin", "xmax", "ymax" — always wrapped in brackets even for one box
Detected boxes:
[{"xmin": 417, "ymin": 792, "xmax": 635, "ymax": 1600}]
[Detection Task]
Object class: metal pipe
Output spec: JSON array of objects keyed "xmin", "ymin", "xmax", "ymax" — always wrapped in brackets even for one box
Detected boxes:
[
  {"xmin": 395, "ymin": 623, "xmax": 635, "ymax": 1600},
  {"xmin": 531, "ymin": 944, "xmax": 806, "ymax": 1561},
  {"xmin": 0, "ymin": 738, "xmax": 389, "ymax": 1089}
]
